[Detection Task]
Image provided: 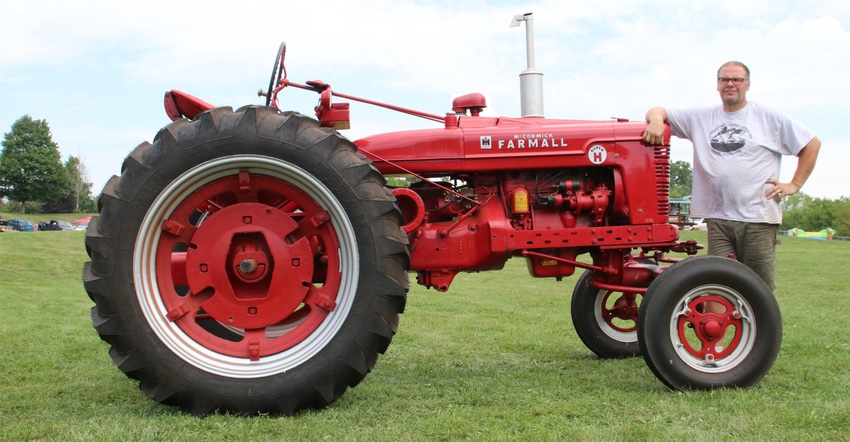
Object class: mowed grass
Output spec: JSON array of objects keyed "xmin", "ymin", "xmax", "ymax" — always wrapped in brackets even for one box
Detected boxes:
[{"xmin": 0, "ymin": 229, "xmax": 848, "ymax": 441}]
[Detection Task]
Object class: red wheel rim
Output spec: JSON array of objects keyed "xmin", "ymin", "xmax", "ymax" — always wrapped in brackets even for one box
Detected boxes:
[
  {"xmin": 676, "ymin": 295, "xmax": 744, "ymax": 360},
  {"xmin": 154, "ymin": 172, "xmax": 343, "ymax": 360},
  {"xmin": 600, "ymin": 291, "xmax": 640, "ymax": 333}
]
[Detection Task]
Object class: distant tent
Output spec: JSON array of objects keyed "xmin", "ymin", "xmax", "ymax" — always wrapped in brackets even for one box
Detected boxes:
[
  {"xmin": 789, "ymin": 227, "xmax": 835, "ymax": 240},
  {"xmin": 669, "ymin": 196, "xmax": 691, "ymax": 215},
  {"xmin": 74, "ymin": 215, "xmax": 93, "ymax": 226}
]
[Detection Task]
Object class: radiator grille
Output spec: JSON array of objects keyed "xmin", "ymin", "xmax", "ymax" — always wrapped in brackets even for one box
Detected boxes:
[{"xmin": 654, "ymin": 146, "xmax": 671, "ymax": 216}]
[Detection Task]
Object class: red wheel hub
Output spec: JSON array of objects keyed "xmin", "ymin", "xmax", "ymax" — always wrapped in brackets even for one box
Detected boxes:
[
  {"xmin": 678, "ymin": 296, "xmax": 744, "ymax": 357},
  {"xmin": 154, "ymin": 173, "xmax": 344, "ymax": 360},
  {"xmin": 185, "ymin": 203, "xmax": 314, "ymax": 330},
  {"xmin": 602, "ymin": 291, "xmax": 639, "ymax": 333},
  {"xmin": 701, "ymin": 319, "xmax": 724, "ymax": 339}
]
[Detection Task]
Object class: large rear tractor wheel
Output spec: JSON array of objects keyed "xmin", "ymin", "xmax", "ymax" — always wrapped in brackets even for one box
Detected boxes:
[
  {"xmin": 83, "ymin": 106, "xmax": 409, "ymax": 415},
  {"xmin": 637, "ymin": 256, "xmax": 781, "ymax": 390},
  {"xmin": 571, "ymin": 270, "xmax": 641, "ymax": 358}
]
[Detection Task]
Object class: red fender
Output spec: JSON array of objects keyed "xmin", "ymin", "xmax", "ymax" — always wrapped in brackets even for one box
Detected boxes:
[{"xmin": 164, "ymin": 89, "xmax": 215, "ymax": 121}]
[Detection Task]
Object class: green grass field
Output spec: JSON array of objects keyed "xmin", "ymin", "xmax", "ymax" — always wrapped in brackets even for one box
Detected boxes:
[{"xmin": 1, "ymin": 229, "xmax": 848, "ymax": 441}]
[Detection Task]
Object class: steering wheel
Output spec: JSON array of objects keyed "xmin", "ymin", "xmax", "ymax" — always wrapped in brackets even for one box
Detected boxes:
[{"xmin": 265, "ymin": 42, "xmax": 287, "ymax": 107}]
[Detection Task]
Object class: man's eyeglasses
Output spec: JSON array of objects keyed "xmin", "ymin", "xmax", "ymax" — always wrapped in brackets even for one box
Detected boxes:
[{"xmin": 717, "ymin": 77, "xmax": 749, "ymax": 85}]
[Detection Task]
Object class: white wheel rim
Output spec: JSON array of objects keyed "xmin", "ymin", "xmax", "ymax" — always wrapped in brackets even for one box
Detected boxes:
[
  {"xmin": 133, "ymin": 155, "xmax": 359, "ymax": 378},
  {"xmin": 669, "ymin": 285, "xmax": 756, "ymax": 373}
]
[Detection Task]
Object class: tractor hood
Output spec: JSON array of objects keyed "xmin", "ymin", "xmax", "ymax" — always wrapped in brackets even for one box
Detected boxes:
[{"xmin": 354, "ymin": 116, "xmax": 655, "ymax": 175}]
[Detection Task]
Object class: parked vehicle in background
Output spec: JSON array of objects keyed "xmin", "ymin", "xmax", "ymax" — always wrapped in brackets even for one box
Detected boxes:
[
  {"xmin": 8, "ymin": 219, "xmax": 34, "ymax": 232},
  {"xmin": 38, "ymin": 219, "xmax": 77, "ymax": 231},
  {"xmin": 688, "ymin": 218, "xmax": 708, "ymax": 231}
]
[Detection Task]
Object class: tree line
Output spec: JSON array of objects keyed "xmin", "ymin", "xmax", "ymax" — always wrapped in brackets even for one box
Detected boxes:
[
  {"xmin": 780, "ymin": 193, "xmax": 850, "ymax": 237},
  {"xmin": 0, "ymin": 115, "xmax": 97, "ymax": 214}
]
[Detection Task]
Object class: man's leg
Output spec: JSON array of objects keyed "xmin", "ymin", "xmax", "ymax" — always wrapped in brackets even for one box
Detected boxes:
[
  {"xmin": 706, "ymin": 218, "xmax": 737, "ymax": 258},
  {"xmin": 706, "ymin": 219, "xmax": 777, "ymax": 291},
  {"xmin": 736, "ymin": 223, "xmax": 778, "ymax": 292}
]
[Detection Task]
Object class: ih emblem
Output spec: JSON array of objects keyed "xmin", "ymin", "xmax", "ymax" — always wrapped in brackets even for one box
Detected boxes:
[{"xmin": 480, "ymin": 136, "xmax": 492, "ymax": 150}]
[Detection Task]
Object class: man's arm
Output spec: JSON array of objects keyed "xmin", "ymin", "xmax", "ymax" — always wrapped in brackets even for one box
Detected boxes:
[
  {"xmin": 643, "ymin": 106, "xmax": 668, "ymax": 145},
  {"xmin": 764, "ymin": 137, "xmax": 822, "ymax": 199}
]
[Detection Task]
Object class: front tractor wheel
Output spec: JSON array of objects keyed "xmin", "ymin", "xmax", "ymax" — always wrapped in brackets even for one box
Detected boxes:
[
  {"xmin": 571, "ymin": 270, "xmax": 641, "ymax": 359},
  {"xmin": 83, "ymin": 107, "xmax": 409, "ymax": 415},
  {"xmin": 637, "ymin": 256, "xmax": 781, "ymax": 390}
]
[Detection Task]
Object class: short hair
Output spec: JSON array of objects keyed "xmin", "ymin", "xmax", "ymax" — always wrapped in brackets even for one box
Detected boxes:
[{"xmin": 718, "ymin": 61, "xmax": 750, "ymax": 78}]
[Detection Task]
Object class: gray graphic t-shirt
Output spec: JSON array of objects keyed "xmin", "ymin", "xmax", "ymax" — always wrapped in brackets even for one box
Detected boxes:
[{"xmin": 666, "ymin": 102, "xmax": 815, "ymax": 224}]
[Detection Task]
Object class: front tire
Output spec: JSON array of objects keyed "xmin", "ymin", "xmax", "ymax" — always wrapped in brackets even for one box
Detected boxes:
[
  {"xmin": 83, "ymin": 106, "xmax": 409, "ymax": 415},
  {"xmin": 571, "ymin": 270, "xmax": 641, "ymax": 358},
  {"xmin": 637, "ymin": 256, "xmax": 781, "ymax": 390}
]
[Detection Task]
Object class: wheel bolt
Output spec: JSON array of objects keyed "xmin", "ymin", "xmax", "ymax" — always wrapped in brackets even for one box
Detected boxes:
[{"xmin": 239, "ymin": 258, "xmax": 258, "ymax": 274}]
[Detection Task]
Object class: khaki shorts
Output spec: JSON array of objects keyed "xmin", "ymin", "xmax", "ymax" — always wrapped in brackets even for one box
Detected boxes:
[{"xmin": 706, "ymin": 219, "xmax": 779, "ymax": 292}]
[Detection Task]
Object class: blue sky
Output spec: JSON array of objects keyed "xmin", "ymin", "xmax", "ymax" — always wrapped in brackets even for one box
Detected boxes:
[{"xmin": 2, "ymin": 0, "xmax": 848, "ymax": 199}]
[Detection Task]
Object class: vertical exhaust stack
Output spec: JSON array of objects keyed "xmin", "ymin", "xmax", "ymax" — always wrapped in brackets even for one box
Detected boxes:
[{"xmin": 510, "ymin": 12, "xmax": 544, "ymax": 118}]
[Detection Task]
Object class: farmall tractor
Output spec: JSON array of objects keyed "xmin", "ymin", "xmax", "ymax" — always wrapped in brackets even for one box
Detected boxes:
[{"xmin": 83, "ymin": 16, "xmax": 781, "ymax": 415}]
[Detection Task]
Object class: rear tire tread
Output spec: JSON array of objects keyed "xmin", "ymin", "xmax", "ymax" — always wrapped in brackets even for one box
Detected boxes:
[{"xmin": 84, "ymin": 106, "xmax": 409, "ymax": 415}]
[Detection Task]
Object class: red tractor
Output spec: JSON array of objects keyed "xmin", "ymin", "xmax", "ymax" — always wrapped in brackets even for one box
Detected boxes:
[{"xmin": 83, "ymin": 19, "xmax": 781, "ymax": 415}]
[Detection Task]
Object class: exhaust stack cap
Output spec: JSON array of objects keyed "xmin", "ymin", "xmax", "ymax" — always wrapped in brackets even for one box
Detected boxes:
[{"xmin": 510, "ymin": 13, "xmax": 544, "ymax": 118}]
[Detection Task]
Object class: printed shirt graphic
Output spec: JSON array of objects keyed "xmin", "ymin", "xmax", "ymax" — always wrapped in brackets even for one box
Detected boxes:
[
  {"xmin": 710, "ymin": 124, "xmax": 750, "ymax": 153},
  {"xmin": 666, "ymin": 102, "xmax": 815, "ymax": 224}
]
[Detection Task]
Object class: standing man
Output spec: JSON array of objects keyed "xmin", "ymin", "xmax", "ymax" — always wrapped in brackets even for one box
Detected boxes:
[{"xmin": 643, "ymin": 61, "xmax": 821, "ymax": 291}]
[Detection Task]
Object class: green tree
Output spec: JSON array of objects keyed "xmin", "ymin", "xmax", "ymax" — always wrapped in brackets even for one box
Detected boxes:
[
  {"xmin": 832, "ymin": 198, "xmax": 850, "ymax": 237},
  {"xmin": 65, "ymin": 155, "xmax": 95, "ymax": 212},
  {"xmin": 670, "ymin": 160, "xmax": 692, "ymax": 198},
  {"xmin": 0, "ymin": 115, "xmax": 68, "ymax": 212},
  {"xmin": 781, "ymin": 193, "xmax": 845, "ymax": 234},
  {"xmin": 780, "ymin": 192, "xmax": 813, "ymax": 230},
  {"xmin": 800, "ymin": 198, "xmax": 836, "ymax": 232},
  {"xmin": 42, "ymin": 156, "xmax": 97, "ymax": 213},
  {"xmin": 781, "ymin": 192, "xmax": 812, "ymax": 212}
]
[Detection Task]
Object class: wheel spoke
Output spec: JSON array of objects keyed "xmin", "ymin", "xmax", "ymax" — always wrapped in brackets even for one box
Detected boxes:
[{"xmin": 164, "ymin": 289, "xmax": 212, "ymax": 322}]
